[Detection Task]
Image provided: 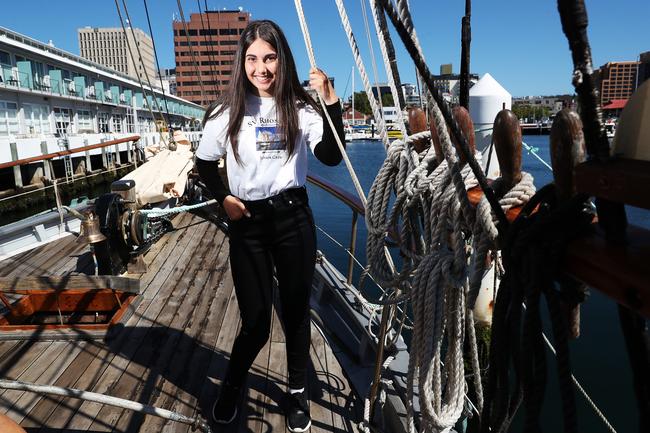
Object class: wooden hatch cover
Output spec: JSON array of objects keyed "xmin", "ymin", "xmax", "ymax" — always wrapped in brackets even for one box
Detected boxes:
[{"xmin": 0, "ymin": 275, "xmax": 141, "ymax": 340}]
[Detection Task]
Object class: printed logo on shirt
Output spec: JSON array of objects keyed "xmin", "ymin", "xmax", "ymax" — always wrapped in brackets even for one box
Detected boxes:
[{"xmin": 255, "ymin": 126, "xmax": 286, "ymax": 152}]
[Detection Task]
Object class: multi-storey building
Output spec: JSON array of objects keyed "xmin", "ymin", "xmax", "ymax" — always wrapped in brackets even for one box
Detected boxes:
[
  {"xmin": 157, "ymin": 68, "xmax": 177, "ymax": 96},
  {"xmin": 78, "ymin": 27, "xmax": 156, "ymax": 83},
  {"xmin": 431, "ymin": 64, "xmax": 478, "ymax": 105},
  {"xmin": 173, "ymin": 9, "xmax": 250, "ymax": 106},
  {"xmin": 0, "ymin": 25, "xmax": 203, "ymax": 169},
  {"xmin": 594, "ymin": 61, "xmax": 640, "ymax": 105}
]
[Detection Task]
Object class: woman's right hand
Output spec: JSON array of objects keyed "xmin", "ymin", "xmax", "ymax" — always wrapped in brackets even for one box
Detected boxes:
[{"xmin": 222, "ymin": 195, "xmax": 251, "ymax": 221}]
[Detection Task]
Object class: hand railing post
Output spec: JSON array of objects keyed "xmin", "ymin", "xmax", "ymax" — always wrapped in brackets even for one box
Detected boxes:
[{"xmin": 347, "ymin": 211, "xmax": 359, "ymax": 285}]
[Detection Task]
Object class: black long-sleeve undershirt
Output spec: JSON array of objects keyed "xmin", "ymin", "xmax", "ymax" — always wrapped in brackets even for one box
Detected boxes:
[{"xmin": 196, "ymin": 100, "xmax": 345, "ymax": 205}]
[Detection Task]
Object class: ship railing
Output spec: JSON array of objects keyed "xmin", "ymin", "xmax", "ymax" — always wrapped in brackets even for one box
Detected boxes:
[
  {"xmin": 305, "ymin": 172, "xmax": 414, "ymax": 330},
  {"xmin": 306, "ymin": 172, "xmax": 364, "ymax": 287}
]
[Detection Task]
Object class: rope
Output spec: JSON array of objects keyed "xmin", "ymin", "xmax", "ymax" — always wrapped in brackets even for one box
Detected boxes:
[
  {"xmin": 114, "ymin": 0, "xmax": 167, "ymax": 144},
  {"xmin": 294, "ymin": 0, "xmax": 368, "ymax": 211},
  {"xmin": 143, "ymin": 0, "xmax": 173, "ymax": 127},
  {"xmin": 333, "ymin": 0, "xmax": 390, "ymax": 148},
  {"xmin": 139, "ymin": 198, "xmax": 217, "ymax": 217},
  {"xmin": 175, "ymin": 0, "xmax": 207, "ymax": 104},
  {"xmin": 368, "ymin": 0, "xmax": 408, "ymax": 138}
]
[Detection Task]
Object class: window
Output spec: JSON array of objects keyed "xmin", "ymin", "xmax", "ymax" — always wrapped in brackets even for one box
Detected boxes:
[
  {"xmin": 0, "ymin": 101, "xmax": 19, "ymax": 136},
  {"xmin": 24, "ymin": 103, "xmax": 51, "ymax": 134},
  {"xmin": 77, "ymin": 109, "xmax": 94, "ymax": 132},
  {"xmin": 112, "ymin": 114, "xmax": 123, "ymax": 133},
  {"xmin": 53, "ymin": 107, "xmax": 73, "ymax": 135},
  {"xmin": 0, "ymin": 51, "xmax": 10, "ymax": 66},
  {"xmin": 126, "ymin": 113, "xmax": 135, "ymax": 133},
  {"xmin": 98, "ymin": 112, "xmax": 110, "ymax": 133}
]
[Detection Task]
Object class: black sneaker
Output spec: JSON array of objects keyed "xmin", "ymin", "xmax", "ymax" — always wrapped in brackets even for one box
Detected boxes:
[
  {"xmin": 283, "ymin": 391, "xmax": 311, "ymax": 432},
  {"xmin": 212, "ymin": 382, "xmax": 241, "ymax": 424}
]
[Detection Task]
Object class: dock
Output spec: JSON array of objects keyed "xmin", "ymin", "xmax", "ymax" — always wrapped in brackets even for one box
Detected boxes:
[{"xmin": 0, "ymin": 212, "xmax": 360, "ymax": 432}]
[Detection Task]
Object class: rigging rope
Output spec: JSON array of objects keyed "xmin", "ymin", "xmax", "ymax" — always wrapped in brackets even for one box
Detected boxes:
[
  {"xmin": 368, "ymin": 0, "xmax": 408, "ymax": 139},
  {"xmin": 120, "ymin": 0, "xmax": 169, "ymax": 124},
  {"xmin": 114, "ymin": 0, "xmax": 167, "ymax": 141},
  {"xmin": 333, "ymin": 0, "xmax": 390, "ymax": 148},
  {"xmin": 143, "ymin": 0, "xmax": 173, "ymax": 128},
  {"xmin": 175, "ymin": 0, "xmax": 207, "ymax": 105},
  {"xmin": 197, "ymin": 0, "xmax": 220, "ymax": 96}
]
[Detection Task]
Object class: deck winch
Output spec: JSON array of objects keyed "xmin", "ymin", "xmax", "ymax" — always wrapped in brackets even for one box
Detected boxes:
[{"xmin": 91, "ymin": 179, "xmax": 172, "ymax": 275}]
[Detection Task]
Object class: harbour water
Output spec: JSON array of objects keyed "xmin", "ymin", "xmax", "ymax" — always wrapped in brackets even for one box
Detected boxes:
[{"xmin": 307, "ymin": 136, "xmax": 646, "ymax": 433}]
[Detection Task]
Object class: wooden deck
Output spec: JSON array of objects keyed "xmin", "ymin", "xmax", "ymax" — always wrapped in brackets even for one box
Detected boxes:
[{"xmin": 0, "ymin": 212, "xmax": 360, "ymax": 432}]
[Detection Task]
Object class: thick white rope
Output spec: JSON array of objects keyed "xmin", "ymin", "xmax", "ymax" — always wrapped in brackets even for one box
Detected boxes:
[
  {"xmin": 368, "ymin": 0, "xmax": 408, "ymax": 138},
  {"xmin": 333, "ymin": 0, "xmax": 390, "ymax": 148},
  {"xmin": 294, "ymin": 0, "xmax": 368, "ymax": 209}
]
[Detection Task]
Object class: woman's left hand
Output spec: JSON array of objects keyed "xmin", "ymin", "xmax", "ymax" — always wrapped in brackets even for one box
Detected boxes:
[{"xmin": 309, "ymin": 67, "xmax": 338, "ymax": 105}]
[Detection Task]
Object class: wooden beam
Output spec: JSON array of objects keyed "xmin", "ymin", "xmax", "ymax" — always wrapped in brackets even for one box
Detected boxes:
[
  {"xmin": 575, "ymin": 158, "xmax": 650, "ymax": 211},
  {"xmin": 565, "ymin": 225, "xmax": 650, "ymax": 318},
  {"xmin": 0, "ymin": 276, "xmax": 141, "ymax": 295}
]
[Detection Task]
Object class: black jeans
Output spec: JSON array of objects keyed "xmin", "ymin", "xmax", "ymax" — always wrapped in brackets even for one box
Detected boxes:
[{"xmin": 225, "ymin": 187, "xmax": 316, "ymax": 390}]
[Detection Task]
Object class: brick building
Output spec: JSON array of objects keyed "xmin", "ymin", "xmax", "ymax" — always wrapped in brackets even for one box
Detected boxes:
[
  {"xmin": 173, "ymin": 9, "xmax": 249, "ymax": 106},
  {"xmin": 594, "ymin": 61, "xmax": 640, "ymax": 105}
]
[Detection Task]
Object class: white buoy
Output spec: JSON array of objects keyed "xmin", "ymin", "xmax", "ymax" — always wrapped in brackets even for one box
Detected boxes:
[
  {"xmin": 473, "ymin": 256, "xmax": 499, "ymax": 325},
  {"xmin": 612, "ymin": 79, "xmax": 650, "ymax": 161},
  {"xmin": 469, "ymin": 73, "xmax": 512, "ymax": 178}
]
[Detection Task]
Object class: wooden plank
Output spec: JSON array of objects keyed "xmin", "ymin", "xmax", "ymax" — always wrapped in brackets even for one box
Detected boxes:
[
  {"xmin": 42, "ymin": 212, "xmax": 207, "ymax": 431},
  {"xmin": 175, "ymin": 250, "xmax": 237, "ymax": 433},
  {"xmin": 1, "ymin": 236, "xmax": 78, "ymax": 278},
  {"xmin": 0, "ymin": 275, "xmax": 141, "ymax": 294},
  {"xmin": 20, "ymin": 342, "xmax": 102, "ymax": 428},
  {"xmin": 309, "ymin": 326, "xmax": 335, "ymax": 433},
  {"xmin": 193, "ymin": 275, "xmax": 241, "ymax": 427},
  {"xmin": 111, "ymin": 224, "xmax": 224, "ymax": 432},
  {"xmin": 321, "ymin": 327, "xmax": 359, "ymax": 432},
  {"xmin": 86, "ymin": 217, "xmax": 216, "ymax": 431},
  {"xmin": 150, "ymin": 236, "xmax": 233, "ymax": 433},
  {"xmin": 0, "ymin": 341, "xmax": 51, "ymax": 386},
  {"xmin": 18, "ymin": 215, "xmax": 198, "ymax": 430},
  {"xmin": 0, "ymin": 342, "xmax": 68, "ymax": 416},
  {"xmin": 238, "ymin": 335, "xmax": 271, "ymax": 433},
  {"xmin": 264, "ymin": 341, "xmax": 288, "ymax": 433},
  {"xmin": 566, "ymin": 224, "xmax": 650, "ymax": 318},
  {"xmin": 575, "ymin": 158, "xmax": 650, "ymax": 211},
  {"xmin": 4, "ymin": 341, "xmax": 86, "ymax": 424}
]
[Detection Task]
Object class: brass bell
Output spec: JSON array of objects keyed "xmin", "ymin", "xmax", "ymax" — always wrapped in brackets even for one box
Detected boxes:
[{"xmin": 77, "ymin": 212, "xmax": 107, "ymax": 244}]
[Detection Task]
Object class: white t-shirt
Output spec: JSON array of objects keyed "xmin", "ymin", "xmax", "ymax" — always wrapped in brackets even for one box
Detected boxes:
[{"xmin": 196, "ymin": 93, "xmax": 323, "ymax": 200}]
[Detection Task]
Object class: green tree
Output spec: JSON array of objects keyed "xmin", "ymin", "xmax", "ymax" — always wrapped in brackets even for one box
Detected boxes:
[
  {"xmin": 353, "ymin": 91, "xmax": 372, "ymax": 115},
  {"xmin": 381, "ymin": 93, "xmax": 394, "ymax": 107}
]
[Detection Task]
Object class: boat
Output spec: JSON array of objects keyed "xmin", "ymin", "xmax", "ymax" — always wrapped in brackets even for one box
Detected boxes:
[{"xmin": 0, "ymin": 1, "xmax": 649, "ymax": 432}]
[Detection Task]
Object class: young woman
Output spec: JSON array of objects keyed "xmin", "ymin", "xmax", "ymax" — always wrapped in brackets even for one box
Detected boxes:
[{"xmin": 195, "ymin": 20, "xmax": 344, "ymax": 432}]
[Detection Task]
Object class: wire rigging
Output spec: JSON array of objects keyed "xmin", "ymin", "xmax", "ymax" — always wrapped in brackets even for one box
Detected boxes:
[
  {"xmin": 175, "ymin": 0, "xmax": 207, "ymax": 105},
  {"xmin": 196, "ymin": 0, "xmax": 220, "ymax": 96},
  {"xmin": 143, "ymin": 0, "xmax": 172, "ymax": 129},
  {"xmin": 114, "ymin": 0, "xmax": 166, "ymax": 136}
]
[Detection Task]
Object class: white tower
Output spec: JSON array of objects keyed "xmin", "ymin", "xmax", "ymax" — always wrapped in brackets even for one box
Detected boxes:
[{"xmin": 469, "ymin": 73, "xmax": 512, "ymax": 178}]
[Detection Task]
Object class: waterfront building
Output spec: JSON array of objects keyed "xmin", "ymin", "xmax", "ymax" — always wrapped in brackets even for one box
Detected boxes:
[
  {"xmin": 512, "ymin": 95, "xmax": 573, "ymax": 117},
  {"xmin": 78, "ymin": 26, "xmax": 156, "ymax": 83},
  {"xmin": 594, "ymin": 61, "xmax": 640, "ymax": 106},
  {"xmin": 0, "ymin": 25, "xmax": 204, "ymax": 169},
  {"xmin": 173, "ymin": 8, "xmax": 250, "ymax": 106},
  {"xmin": 431, "ymin": 64, "xmax": 478, "ymax": 105},
  {"xmin": 400, "ymin": 83, "xmax": 422, "ymax": 107}
]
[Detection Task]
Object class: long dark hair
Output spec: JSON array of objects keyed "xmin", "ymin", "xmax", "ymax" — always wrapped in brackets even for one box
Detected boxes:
[{"xmin": 202, "ymin": 20, "xmax": 319, "ymax": 163}]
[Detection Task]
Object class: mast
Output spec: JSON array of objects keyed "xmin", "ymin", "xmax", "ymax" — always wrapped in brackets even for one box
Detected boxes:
[
  {"xmin": 351, "ymin": 66, "xmax": 355, "ymax": 125},
  {"xmin": 459, "ymin": 0, "xmax": 471, "ymax": 109}
]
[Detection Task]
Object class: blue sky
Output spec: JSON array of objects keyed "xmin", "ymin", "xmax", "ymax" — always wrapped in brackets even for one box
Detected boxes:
[{"xmin": 3, "ymin": 0, "xmax": 648, "ymax": 98}]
